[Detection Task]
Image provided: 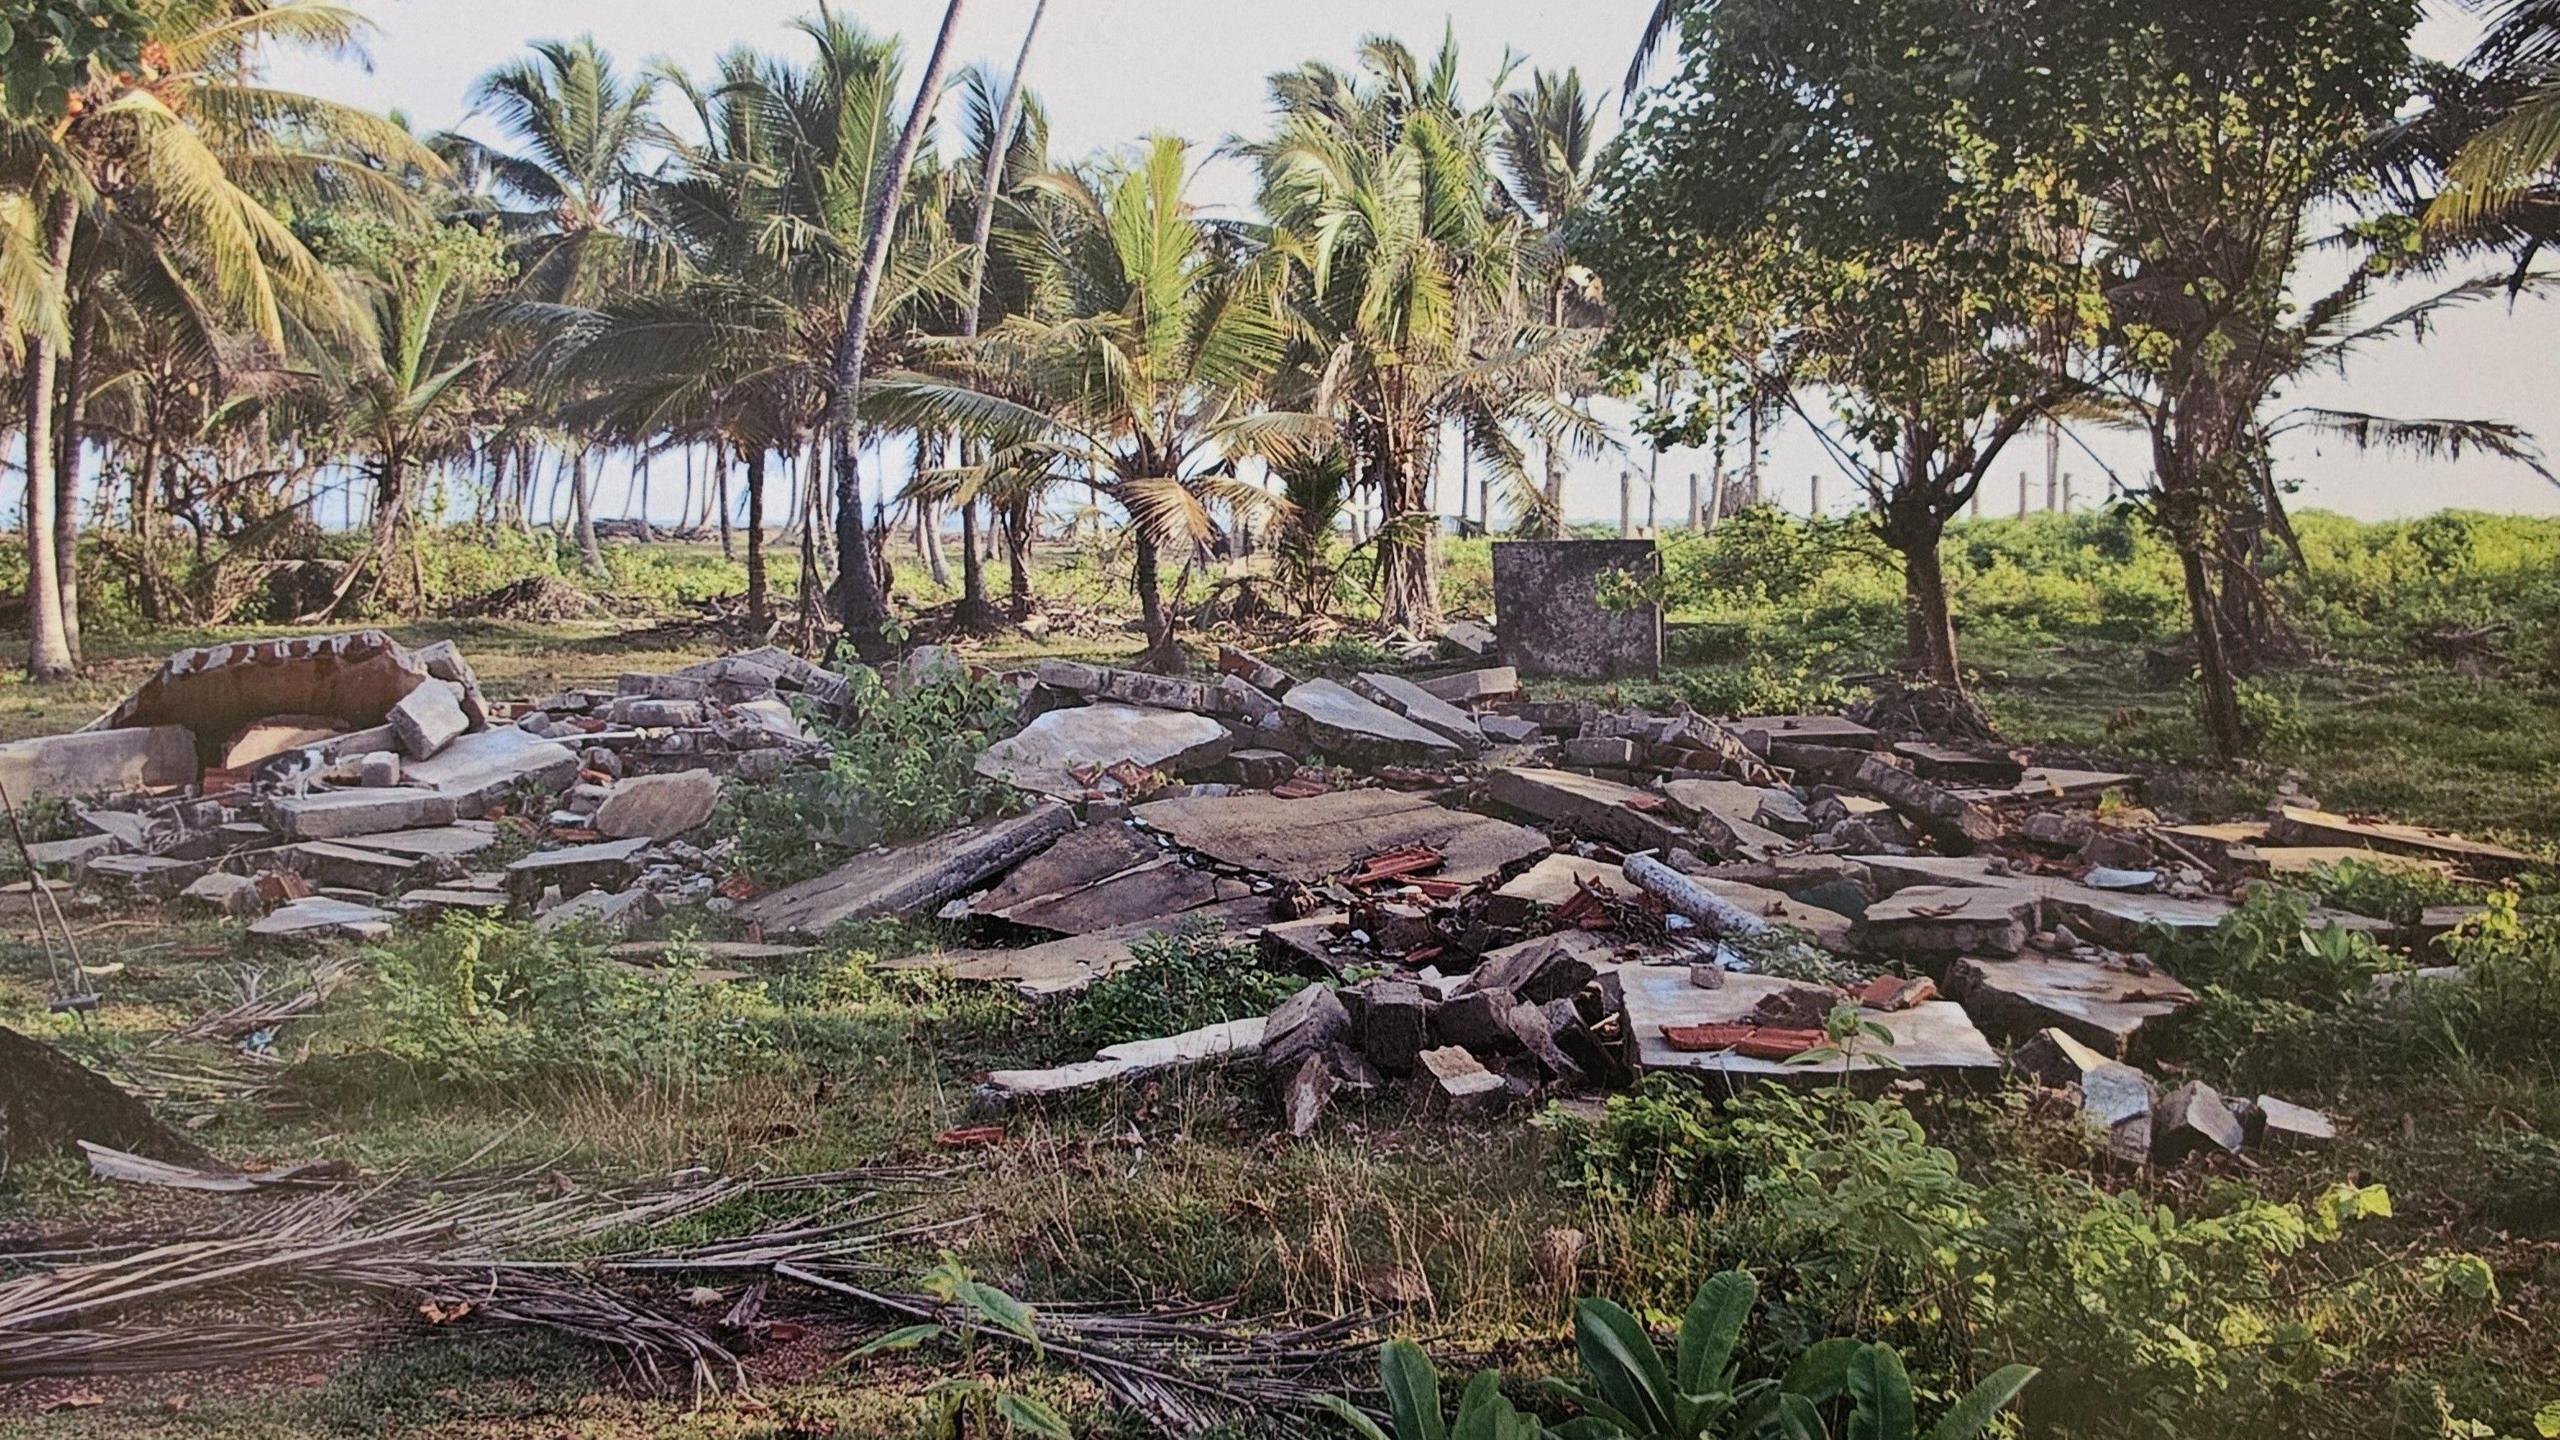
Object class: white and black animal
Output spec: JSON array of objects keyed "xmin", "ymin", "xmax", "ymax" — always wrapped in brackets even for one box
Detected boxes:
[{"xmin": 249, "ymin": 746, "xmax": 327, "ymax": 797}]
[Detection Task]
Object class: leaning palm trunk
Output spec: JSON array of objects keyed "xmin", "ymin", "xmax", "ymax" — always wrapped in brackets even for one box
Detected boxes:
[
  {"xmin": 54, "ymin": 298, "xmax": 91, "ymax": 667},
  {"xmin": 744, "ymin": 450, "xmax": 769, "ymax": 632},
  {"xmin": 570, "ymin": 446, "xmax": 604, "ymax": 572},
  {"xmin": 1132, "ymin": 526, "xmax": 1180, "ymax": 671},
  {"xmin": 20, "ymin": 192, "xmax": 77, "ymax": 681},
  {"xmin": 832, "ymin": 0, "xmax": 971, "ymax": 658}
]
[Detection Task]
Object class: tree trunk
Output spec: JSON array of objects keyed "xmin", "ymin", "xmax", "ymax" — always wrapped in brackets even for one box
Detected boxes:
[
  {"xmin": 54, "ymin": 296, "xmax": 90, "ymax": 667},
  {"xmin": 833, "ymin": 0, "xmax": 971, "ymax": 659},
  {"xmin": 1133, "ymin": 524, "xmax": 1182, "ymax": 671},
  {"xmin": 715, "ymin": 441, "xmax": 735, "ymax": 559},
  {"xmin": 745, "ymin": 449, "xmax": 769, "ymax": 632},
  {"xmin": 2180, "ymin": 542, "xmax": 2247, "ymax": 759},
  {"xmin": 1374, "ymin": 434, "xmax": 1441, "ymax": 634},
  {"xmin": 632, "ymin": 451, "xmax": 655, "ymax": 543},
  {"xmin": 1005, "ymin": 496, "xmax": 1034, "ymax": 620},
  {"xmin": 570, "ymin": 446, "xmax": 604, "ymax": 572},
  {"xmin": 20, "ymin": 192, "xmax": 76, "ymax": 681},
  {"xmin": 1885, "ymin": 497, "xmax": 1961, "ymax": 689},
  {"xmin": 955, "ymin": 465, "xmax": 999, "ymax": 632}
]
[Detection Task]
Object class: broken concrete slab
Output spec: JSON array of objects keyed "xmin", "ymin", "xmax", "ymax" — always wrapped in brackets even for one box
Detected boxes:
[
  {"xmin": 2014, "ymin": 1028, "xmax": 2155, "ymax": 1164},
  {"xmin": 353, "ymin": 751, "xmax": 402, "ymax": 787},
  {"xmin": 402, "ymin": 728, "xmax": 582, "ymax": 815},
  {"xmin": 1283, "ymin": 1052, "xmax": 1338, "ymax": 1136},
  {"xmin": 1263, "ymin": 980, "xmax": 1354, "ymax": 1073},
  {"xmin": 0, "ymin": 726, "xmax": 197, "ymax": 802},
  {"xmin": 1417, "ymin": 666, "xmax": 1518, "ymax": 705},
  {"xmin": 1464, "ymin": 937, "xmax": 1601, "ymax": 1005},
  {"xmin": 267, "ymin": 787, "xmax": 460, "ymax": 842},
  {"xmin": 1621, "ymin": 966, "xmax": 2000, "ymax": 1084},
  {"xmin": 219, "ymin": 716, "xmax": 344, "ymax": 770},
  {"xmin": 505, "ymin": 836, "xmax": 651, "ymax": 904},
  {"xmin": 388, "ymin": 679, "xmax": 472, "ymax": 761},
  {"xmin": 1656, "ymin": 779, "xmax": 1797, "ymax": 862},
  {"xmin": 1955, "ymin": 767, "xmax": 2140, "ymax": 808},
  {"xmin": 982, "ymin": 1016, "xmax": 1267, "ymax": 1102},
  {"xmin": 1281, "ymin": 680, "xmax": 1463, "ymax": 767},
  {"xmin": 1355, "ymin": 980, "xmax": 1432, "ymax": 1073},
  {"xmin": 324, "ymin": 824, "xmax": 501, "ymax": 862},
  {"xmin": 87, "ymin": 630, "xmax": 438, "ymax": 761},
  {"xmin": 247, "ymin": 896, "xmax": 393, "ymax": 940},
  {"xmin": 24, "ymin": 833, "xmax": 119, "ymax": 872},
  {"xmin": 1487, "ymin": 767, "xmax": 1687, "ymax": 853},
  {"xmin": 1135, "ymin": 789, "xmax": 1548, "ymax": 886},
  {"xmin": 178, "ymin": 870, "xmax": 266, "ymax": 917},
  {"xmin": 971, "ymin": 824, "xmax": 1160, "ymax": 918},
  {"xmin": 1947, "ymin": 954, "xmax": 2196, "ymax": 1057},
  {"xmin": 1352, "ymin": 673, "xmax": 1486, "ymax": 756},
  {"xmin": 394, "ymin": 887, "xmax": 513, "ymax": 919},
  {"xmin": 1854, "ymin": 756, "xmax": 2002, "ymax": 851},
  {"xmin": 533, "ymin": 886, "xmax": 656, "ymax": 935},
  {"xmin": 288, "ymin": 841, "xmax": 423, "ymax": 895},
  {"xmin": 1491, "ymin": 540, "xmax": 1662, "ymax": 680},
  {"xmin": 593, "ymin": 769, "xmax": 722, "ymax": 841},
  {"xmin": 1419, "ymin": 1045, "xmax": 1507, "ymax": 1111},
  {"xmin": 2156, "ymin": 1081, "xmax": 2246, "ymax": 1162},
  {"xmin": 1854, "ymin": 854, "xmax": 2241, "ymax": 948},
  {"xmin": 1860, "ymin": 885, "xmax": 2040, "ymax": 958},
  {"xmin": 975, "ymin": 703, "xmax": 1234, "ymax": 799},
  {"xmin": 81, "ymin": 853, "xmax": 206, "ymax": 898},
  {"xmin": 741, "ymin": 802, "xmax": 1078, "ymax": 937},
  {"xmin": 2250, "ymin": 1095, "xmax": 2336, "ymax": 1148},
  {"xmin": 2265, "ymin": 805, "xmax": 2540, "ymax": 876},
  {"xmin": 990, "ymin": 859, "xmax": 1249, "ymax": 937},
  {"xmin": 1730, "ymin": 716, "xmax": 1878, "ymax": 755}
]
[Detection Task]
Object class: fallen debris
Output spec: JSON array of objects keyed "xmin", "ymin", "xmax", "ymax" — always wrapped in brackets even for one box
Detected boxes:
[{"xmin": 741, "ymin": 803, "xmax": 1079, "ymax": 937}]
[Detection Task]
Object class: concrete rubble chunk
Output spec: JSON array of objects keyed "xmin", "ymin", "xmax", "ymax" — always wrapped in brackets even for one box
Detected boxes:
[
  {"xmin": 1487, "ymin": 767, "xmax": 1687, "ymax": 853},
  {"xmin": 1217, "ymin": 644, "xmax": 1295, "ymax": 696},
  {"xmin": 1418, "ymin": 666, "xmax": 1517, "ymax": 704},
  {"xmin": 1854, "ymin": 756, "xmax": 2003, "ymax": 851},
  {"xmin": 1491, "ymin": 540, "xmax": 1662, "ymax": 679},
  {"xmin": 396, "ymin": 887, "xmax": 512, "ymax": 919},
  {"xmin": 981, "ymin": 1016, "xmax": 1266, "ymax": 1102},
  {"xmin": 248, "ymin": 896, "xmax": 393, "ymax": 940},
  {"xmin": 1284, "ymin": 1052, "xmax": 1338, "ymax": 1136},
  {"xmin": 1351, "ymin": 673, "xmax": 1486, "ymax": 755},
  {"xmin": 609, "ymin": 697, "xmax": 708, "ymax": 728},
  {"xmin": 533, "ymin": 886, "xmax": 657, "ymax": 935},
  {"xmin": 1503, "ymin": 1000, "xmax": 1586, "ymax": 1084},
  {"xmin": 1418, "ymin": 1045, "xmax": 1507, "ymax": 1110},
  {"xmin": 354, "ymin": 752, "xmax": 402, "ymax": 788},
  {"xmin": 975, "ymin": 703, "xmax": 1233, "ymax": 799},
  {"xmin": 1281, "ymin": 680, "xmax": 1463, "ymax": 766},
  {"xmin": 1464, "ymin": 942, "xmax": 1598, "ymax": 1006},
  {"xmin": 0, "ymin": 727, "xmax": 197, "ymax": 802},
  {"xmin": 1222, "ymin": 748, "xmax": 1298, "ymax": 788},
  {"xmin": 1356, "ymin": 980, "xmax": 1432, "ymax": 1074},
  {"xmin": 325, "ymin": 824, "xmax": 500, "ymax": 862},
  {"xmin": 740, "ymin": 802, "xmax": 1078, "ymax": 937},
  {"xmin": 25, "ymin": 833, "xmax": 119, "ymax": 871},
  {"xmin": 1432, "ymin": 988, "xmax": 1519, "ymax": 1050},
  {"xmin": 1656, "ymin": 779, "xmax": 1797, "ymax": 862},
  {"xmin": 83, "ymin": 854, "xmax": 206, "ymax": 898},
  {"xmin": 506, "ymin": 836, "xmax": 651, "ymax": 904},
  {"xmin": 1440, "ymin": 620, "xmax": 1498, "ymax": 657},
  {"xmin": 1946, "ymin": 954, "xmax": 2196, "ymax": 1057},
  {"xmin": 288, "ymin": 841, "xmax": 422, "ymax": 894},
  {"xmin": 178, "ymin": 870, "xmax": 266, "ymax": 917},
  {"xmin": 2250, "ymin": 1095, "xmax": 2337, "ymax": 1148},
  {"xmin": 972, "ymin": 825, "xmax": 1158, "ymax": 915},
  {"xmin": 1135, "ymin": 789, "xmax": 1548, "ymax": 885},
  {"xmin": 1262, "ymin": 982, "xmax": 1353, "ymax": 1073},
  {"xmin": 992, "ymin": 858, "xmax": 1245, "ymax": 937},
  {"xmin": 1479, "ymin": 715, "xmax": 1542, "ymax": 746},
  {"xmin": 2014, "ymin": 1028, "xmax": 2155, "ymax": 1164},
  {"xmin": 388, "ymin": 679, "xmax": 472, "ymax": 761},
  {"xmin": 1860, "ymin": 885, "xmax": 2040, "ymax": 957},
  {"xmin": 2265, "ymin": 805, "xmax": 2541, "ymax": 877},
  {"xmin": 1562, "ymin": 736, "xmax": 1639, "ymax": 767},
  {"xmin": 594, "ymin": 769, "xmax": 723, "ymax": 841},
  {"xmin": 402, "ymin": 729, "xmax": 582, "ymax": 815},
  {"xmin": 2156, "ymin": 1080, "xmax": 2247, "ymax": 1162},
  {"xmin": 269, "ymin": 787, "xmax": 459, "ymax": 841}
]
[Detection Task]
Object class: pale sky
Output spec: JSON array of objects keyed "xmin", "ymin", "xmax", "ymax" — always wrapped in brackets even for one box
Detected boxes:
[{"xmin": 267, "ymin": 0, "xmax": 2560, "ymax": 524}]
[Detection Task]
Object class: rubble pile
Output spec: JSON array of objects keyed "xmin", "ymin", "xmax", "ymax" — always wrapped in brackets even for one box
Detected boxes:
[
  {"xmin": 6, "ymin": 635, "xmax": 842, "ymax": 943},
  {"xmin": 910, "ymin": 633, "xmax": 2547, "ymax": 1164},
  {"xmin": 13, "ymin": 618, "xmax": 2546, "ymax": 1176}
]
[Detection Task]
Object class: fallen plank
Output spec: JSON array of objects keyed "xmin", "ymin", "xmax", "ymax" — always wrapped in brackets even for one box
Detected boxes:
[
  {"xmin": 2265, "ymin": 806, "xmax": 2540, "ymax": 876},
  {"xmin": 739, "ymin": 803, "xmax": 1078, "ymax": 937},
  {"xmin": 981, "ymin": 1017, "xmax": 1268, "ymax": 1101},
  {"xmin": 1134, "ymin": 789, "xmax": 1547, "ymax": 885},
  {"xmin": 894, "ymin": 897, "xmax": 1272, "ymax": 998}
]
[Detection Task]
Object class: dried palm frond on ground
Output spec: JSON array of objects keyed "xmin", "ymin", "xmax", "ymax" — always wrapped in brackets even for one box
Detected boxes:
[
  {"xmin": 1850, "ymin": 675, "xmax": 2010, "ymax": 747},
  {"xmin": 0, "ymin": 1160, "xmax": 1372, "ymax": 1431}
]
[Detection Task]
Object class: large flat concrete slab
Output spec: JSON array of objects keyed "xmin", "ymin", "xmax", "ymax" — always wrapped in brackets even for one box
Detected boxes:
[
  {"xmin": 1281, "ymin": 680, "xmax": 1463, "ymax": 767},
  {"xmin": 1620, "ymin": 966, "xmax": 1999, "ymax": 1085},
  {"xmin": 894, "ymin": 896, "xmax": 1272, "ymax": 998},
  {"xmin": 739, "ymin": 802, "xmax": 1077, "ymax": 937},
  {"xmin": 0, "ymin": 727, "xmax": 197, "ymax": 801},
  {"xmin": 1946, "ymin": 953, "xmax": 2197, "ymax": 1058},
  {"xmin": 1491, "ymin": 540, "xmax": 1661, "ymax": 679},
  {"xmin": 975, "ymin": 704, "xmax": 1233, "ymax": 799},
  {"xmin": 1134, "ymin": 789, "xmax": 1548, "ymax": 885},
  {"xmin": 403, "ymin": 729, "xmax": 581, "ymax": 815}
]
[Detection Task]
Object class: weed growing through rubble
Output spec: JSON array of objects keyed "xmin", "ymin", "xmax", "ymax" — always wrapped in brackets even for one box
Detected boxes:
[
  {"xmin": 2308, "ymin": 857, "xmax": 2490, "ymax": 928},
  {"xmin": 1036, "ymin": 922, "xmax": 1301, "ymax": 1061},
  {"xmin": 713, "ymin": 664, "xmax": 1022, "ymax": 886}
]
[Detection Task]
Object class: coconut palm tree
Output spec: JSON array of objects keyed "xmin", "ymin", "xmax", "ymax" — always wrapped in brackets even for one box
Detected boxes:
[
  {"xmin": 1495, "ymin": 65, "xmax": 1611, "ymax": 537},
  {"xmin": 1, "ymin": 0, "xmax": 439, "ymax": 676},
  {"xmin": 872, "ymin": 135, "xmax": 1333, "ymax": 669},
  {"xmin": 2432, "ymin": 0, "xmax": 2560, "ymax": 227}
]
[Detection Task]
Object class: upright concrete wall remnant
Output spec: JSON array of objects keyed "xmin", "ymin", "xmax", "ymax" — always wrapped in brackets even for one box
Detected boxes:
[{"xmin": 1490, "ymin": 540, "xmax": 1662, "ymax": 679}]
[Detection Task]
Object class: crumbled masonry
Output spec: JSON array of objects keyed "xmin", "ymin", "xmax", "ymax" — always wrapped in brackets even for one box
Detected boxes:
[{"xmin": 16, "ymin": 622, "xmax": 2538, "ymax": 1169}]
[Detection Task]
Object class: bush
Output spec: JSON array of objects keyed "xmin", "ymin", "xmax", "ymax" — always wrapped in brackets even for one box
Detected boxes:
[{"xmin": 1036, "ymin": 921, "xmax": 1301, "ymax": 1061}]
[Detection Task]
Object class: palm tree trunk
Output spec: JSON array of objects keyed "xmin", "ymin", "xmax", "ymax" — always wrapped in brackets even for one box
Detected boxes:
[
  {"xmin": 678, "ymin": 445, "xmax": 695, "ymax": 537},
  {"xmin": 1374, "ymin": 424, "xmax": 1441, "ymax": 634},
  {"xmin": 832, "ymin": 0, "xmax": 970, "ymax": 660},
  {"xmin": 633, "ymin": 450, "xmax": 655, "ymax": 543},
  {"xmin": 714, "ymin": 441, "xmax": 735, "ymax": 560},
  {"xmin": 745, "ymin": 449, "xmax": 769, "ymax": 632},
  {"xmin": 21, "ymin": 191, "xmax": 76, "ymax": 682},
  {"xmin": 1005, "ymin": 496, "xmax": 1033, "ymax": 620},
  {"xmin": 1133, "ymin": 524, "xmax": 1181, "ymax": 671},
  {"xmin": 570, "ymin": 445, "xmax": 603, "ymax": 571},
  {"xmin": 54, "ymin": 295, "xmax": 91, "ymax": 667}
]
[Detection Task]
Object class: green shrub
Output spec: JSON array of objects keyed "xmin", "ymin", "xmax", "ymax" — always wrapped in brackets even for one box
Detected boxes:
[{"xmin": 1036, "ymin": 921, "xmax": 1300, "ymax": 1061}]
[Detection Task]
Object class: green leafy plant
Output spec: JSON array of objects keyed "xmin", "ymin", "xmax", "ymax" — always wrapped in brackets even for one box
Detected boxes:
[
  {"xmin": 1038, "ymin": 920, "xmax": 1302, "ymax": 1060},
  {"xmin": 1321, "ymin": 1339, "xmax": 1540, "ymax": 1440},
  {"xmin": 857, "ymin": 1256, "xmax": 1072, "ymax": 1439}
]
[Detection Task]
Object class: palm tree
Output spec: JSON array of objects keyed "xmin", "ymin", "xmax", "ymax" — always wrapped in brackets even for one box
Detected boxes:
[
  {"xmin": 830, "ymin": 0, "xmax": 971, "ymax": 659},
  {"xmin": 444, "ymin": 37, "xmax": 659, "ymax": 306},
  {"xmin": 1249, "ymin": 33, "xmax": 1596, "ymax": 633},
  {"xmin": 2432, "ymin": 0, "xmax": 2560, "ymax": 227},
  {"xmin": 873, "ymin": 136, "xmax": 1333, "ymax": 669},
  {"xmin": 2, "ymin": 0, "xmax": 439, "ymax": 676},
  {"xmin": 1495, "ymin": 65, "xmax": 1611, "ymax": 538}
]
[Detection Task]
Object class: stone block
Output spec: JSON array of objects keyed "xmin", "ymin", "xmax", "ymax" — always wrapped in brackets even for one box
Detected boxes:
[
  {"xmin": 388, "ymin": 679, "xmax": 471, "ymax": 760},
  {"xmin": 593, "ymin": 769, "xmax": 722, "ymax": 841},
  {"xmin": 1490, "ymin": 540, "xmax": 1661, "ymax": 680},
  {"xmin": 0, "ymin": 726, "xmax": 197, "ymax": 802}
]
